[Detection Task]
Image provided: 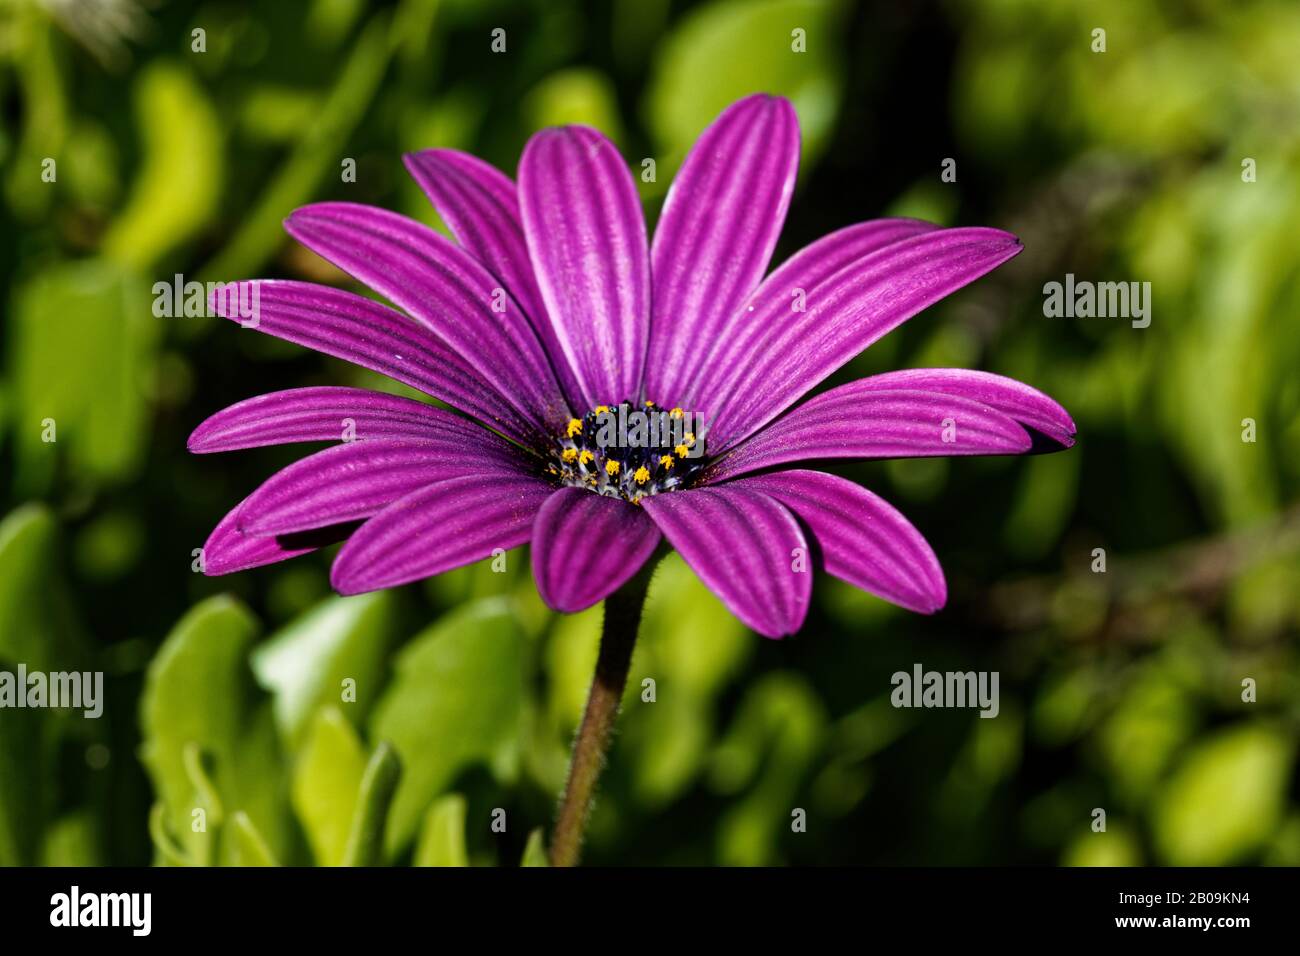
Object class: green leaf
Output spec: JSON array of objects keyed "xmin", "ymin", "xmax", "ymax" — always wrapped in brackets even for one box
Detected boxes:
[
  {"xmin": 521, "ymin": 828, "xmax": 549, "ymax": 867},
  {"xmin": 646, "ymin": 0, "xmax": 845, "ymax": 178},
  {"xmin": 8, "ymin": 259, "xmax": 158, "ymax": 490},
  {"xmin": 101, "ymin": 60, "xmax": 223, "ymax": 271},
  {"xmin": 369, "ymin": 599, "xmax": 525, "ymax": 855},
  {"xmin": 0, "ymin": 504, "xmax": 84, "ymax": 670},
  {"xmin": 251, "ymin": 592, "xmax": 397, "ymax": 749},
  {"xmin": 342, "ymin": 742, "xmax": 402, "ymax": 867},
  {"xmin": 228, "ymin": 812, "xmax": 279, "ymax": 867},
  {"xmin": 1154, "ymin": 724, "xmax": 1294, "ymax": 865},
  {"xmin": 292, "ymin": 707, "xmax": 369, "ymax": 867},
  {"xmin": 413, "ymin": 794, "xmax": 469, "ymax": 867},
  {"xmin": 140, "ymin": 596, "xmax": 291, "ymax": 865}
]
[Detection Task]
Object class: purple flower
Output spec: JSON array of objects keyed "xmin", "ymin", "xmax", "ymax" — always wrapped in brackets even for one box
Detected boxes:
[{"xmin": 191, "ymin": 94, "xmax": 1074, "ymax": 638}]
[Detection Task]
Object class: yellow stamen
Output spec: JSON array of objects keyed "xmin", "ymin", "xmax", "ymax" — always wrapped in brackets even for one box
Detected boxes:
[
  {"xmin": 644, "ymin": 400, "xmax": 656, "ymax": 407},
  {"xmin": 633, "ymin": 466, "xmax": 650, "ymax": 485},
  {"xmin": 659, "ymin": 454, "xmax": 675, "ymax": 469},
  {"xmin": 605, "ymin": 459, "xmax": 620, "ymax": 476},
  {"xmin": 566, "ymin": 418, "xmax": 583, "ymax": 438},
  {"xmin": 683, "ymin": 432, "xmax": 695, "ymax": 445},
  {"xmin": 594, "ymin": 404, "xmax": 609, "ymax": 414},
  {"xmin": 561, "ymin": 448, "xmax": 578, "ymax": 463},
  {"xmin": 674, "ymin": 444, "xmax": 689, "ymax": 459},
  {"xmin": 578, "ymin": 449, "xmax": 595, "ymax": 465},
  {"xmin": 669, "ymin": 407, "xmax": 684, "ymax": 419}
]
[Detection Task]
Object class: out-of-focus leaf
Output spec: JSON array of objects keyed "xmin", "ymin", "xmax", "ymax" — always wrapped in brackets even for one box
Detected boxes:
[
  {"xmin": 101, "ymin": 61, "xmax": 222, "ymax": 270},
  {"xmin": 524, "ymin": 68, "xmax": 624, "ymax": 141},
  {"xmin": 0, "ymin": 505, "xmax": 84, "ymax": 670},
  {"xmin": 228, "ymin": 811, "xmax": 279, "ymax": 866},
  {"xmin": 139, "ymin": 596, "xmax": 291, "ymax": 865},
  {"xmin": 521, "ymin": 828, "xmax": 549, "ymax": 867},
  {"xmin": 8, "ymin": 260, "xmax": 158, "ymax": 490},
  {"xmin": 251, "ymin": 592, "xmax": 397, "ymax": 749},
  {"xmin": 292, "ymin": 707, "xmax": 368, "ymax": 867},
  {"xmin": 1154, "ymin": 724, "xmax": 1293, "ymax": 866},
  {"xmin": 342, "ymin": 742, "xmax": 402, "ymax": 866},
  {"xmin": 40, "ymin": 811, "xmax": 102, "ymax": 867},
  {"xmin": 1063, "ymin": 825, "xmax": 1141, "ymax": 867},
  {"xmin": 369, "ymin": 599, "xmax": 524, "ymax": 855},
  {"xmin": 413, "ymin": 794, "xmax": 469, "ymax": 867},
  {"xmin": 646, "ymin": 0, "xmax": 845, "ymax": 177}
]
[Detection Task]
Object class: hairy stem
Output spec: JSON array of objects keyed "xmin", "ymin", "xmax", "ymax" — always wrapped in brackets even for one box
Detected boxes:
[{"xmin": 549, "ymin": 569, "xmax": 652, "ymax": 867}]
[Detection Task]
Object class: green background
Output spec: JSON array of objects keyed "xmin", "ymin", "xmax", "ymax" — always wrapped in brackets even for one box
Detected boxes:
[{"xmin": 1, "ymin": 0, "xmax": 1298, "ymax": 866}]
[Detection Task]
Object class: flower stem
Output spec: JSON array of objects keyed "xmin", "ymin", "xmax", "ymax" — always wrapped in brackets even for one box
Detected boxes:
[{"xmin": 549, "ymin": 569, "xmax": 652, "ymax": 867}]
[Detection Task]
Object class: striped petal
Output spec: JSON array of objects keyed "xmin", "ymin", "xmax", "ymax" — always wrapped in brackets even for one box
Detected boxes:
[
  {"xmin": 519, "ymin": 125, "xmax": 650, "ymax": 409},
  {"xmin": 188, "ymin": 387, "xmax": 455, "ymax": 453},
  {"xmin": 731, "ymin": 470, "xmax": 945, "ymax": 614},
  {"xmin": 645, "ymin": 95, "xmax": 799, "ymax": 404},
  {"xmin": 202, "ymin": 493, "xmax": 348, "ymax": 575},
  {"xmin": 704, "ymin": 387, "xmax": 1035, "ymax": 482},
  {"xmin": 688, "ymin": 218, "xmax": 938, "ymax": 413},
  {"xmin": 237, "ymin": 437, "xmax": 528, "ymax": 537},
  {"xmin": 641, "ymin": 486, "xmax": 809, "ymax": 638},
  {"xmin": 849, "ymin": 368, "xmax": 1076, "ymax": 446},
  {"xmin": 703, "ymin": 227, "xmax": 1023, "ymax": 450},
  {"xmin": 330, "ymin": 473, "xmax": 555, "ymax": 595},
  {"xmin": 403, "ymin": 149, "xmax": 586, "ymax": 410},
  {"xmin": 208, "ymin": 280, "xmax": 537, "ymax": 445},
  {"xmin": 284, "ymin": 202, "xmax": 570, "ymax": 433},
  {"xmin": 530, "ymin": 488, "xmax": 661, "ymax": 613}
]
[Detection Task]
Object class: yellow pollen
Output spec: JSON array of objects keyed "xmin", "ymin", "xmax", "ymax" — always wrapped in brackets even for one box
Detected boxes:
[
  {"xmin": 633, "ymin": 466, "xmax": 650, "ymax": 485},
  {"xmin": 644, "ymin": 400, "xmax": 656, "ymax": 407},
  {"xmin": 674, "ymin": 444, "xmax": 689, "ymax": 458},
  {"xmin": 605, "ymin": 459, "xmax": 620, "ymax": 476},
  {"xmin": 566, "ymin": 418, "xmax": 583, "ymax": 437},
  {"xmin": 594, "ymin": 405, "xmax": 609, "ymax": 414},
  {"xmin": 578, "ymin": 449, "xmax": 595, "ymax": 465},
  {"xmin": 561, "ymin": 448, "xmax": 578, "ymax": 462},
  {"xmin": 659, "ymin": 454, "xmax": 674, "ymax": 469},
  {"xmin": 683, "ymin": 432, "xmax": 695, "ymax": 445},
  {"xmin": 669, "ymin": 407, "xmax": 684, "ymax": 419}
]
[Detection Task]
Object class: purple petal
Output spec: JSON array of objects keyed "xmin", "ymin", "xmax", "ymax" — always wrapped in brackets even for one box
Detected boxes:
[
  {"xmin": 850, "ymin": 368, "xmax": 1076, "ymax": 445},
  {"xmin": 284, "ymin": 202, "xmax": 570, "ymax": 432},
  {"xmin": 403, "ymin": 149, "xmax": 587, "ymax": 410},
  {"xmin": 518, "ymin": 125, "xmax": 650, "ymax": 409},
  {"xmin": 732, "ymin": 470, "xmax": 945, "ymax": 614},
  {"xmin": 188, "ymin": 386, "xmax": 458, "ymax": 453},
  {"xmin": 238, "ymin": 437, "xmax": 528, "ymax": 537},
  {"xmin": 202, "ymin": 493, "xmax": 338, "ymax": 575},
  {"xmin": 644, "ymin": 95, "xmax": 799, "ymax": 405},
  {"xmin": 208, "ymin": 280, "xmax": 539, "ymax": 445},
  {"xmin": 703, "ymin": 227, "xmax": 1023, "ymax": 450},
  {"xmin": 330, "ymin": 473, "xmax": 555, "ymax": 595},
  {"xmin": 530, "ymin": 489, "xmax": 661, "ymax": 613},
  {"xmin": 641, "ymin": 486, "xmax": 809, "ymax": 638},
  {"xmin": 704, "ymin": 387, "xmax": 1034, "ymax": 482},
  {"xmin": 687, "ymin": 218, "xmax": 939, "ymax": 413}
]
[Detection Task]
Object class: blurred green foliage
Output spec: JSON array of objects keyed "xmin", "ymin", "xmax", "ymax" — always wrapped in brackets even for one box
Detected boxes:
[{"xmin": 1, "ymin": 0, "xmax": 1297, "ymax": 866}]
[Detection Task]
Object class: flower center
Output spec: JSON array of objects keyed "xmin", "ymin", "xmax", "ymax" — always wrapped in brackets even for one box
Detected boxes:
[{"xmin": 546, "ymin": 401, "xmax": 707, "ymax": 504}]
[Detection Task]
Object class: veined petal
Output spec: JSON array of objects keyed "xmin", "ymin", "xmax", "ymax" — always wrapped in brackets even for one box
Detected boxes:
[
  {"xmin": 704, "ymin": 387, "xmax": 1034, "ymax": 482},
  {"xmin": 704, "ymin": 227, "xmax": 1023, "ymax": 450},
  {"xmin": 188, "ymin": 386, "xmax": 456, "ymax": 453},
  {"xmin": 284, "ymin": 202, "xmax": 570, "ymax": 433},
  {"xmin": 688, "ymin": 218, "xmax": 939, "ymax": 413},
  {"xmin": 208, "ymin": 280, "xmax": 537, "ymax": 445},
  {"xmin": 731, "ymin": 470, "xmax": 945, "ymax": 614},
  {"xmin": 403, "ymin": 149, "xmax": 586, "ymax": 410},
  {"xmin": 645, "ymin": 95, "xmax": 799, "ymax": 404},
  {"xmin": 330, "ymin": 473, "xmax": 554, "ymax": 595},
  {"xmin": 238, "ymin": 437, "xmax": 528, "ymax": 537},
  {"xmin": 849, "ymin": 368, "xmax": 1076, "ymax": 445},
  {"xmin": 202, "ymin": 493, "xmax": 348, "ymax": 575},
  {"xmin": 641, "ymin": 486, "xmax": 809, "ymax": 638},
  {"xmin": 519, "ymin": 125, "xmax": 650, "ymax": 408},
  {"xmin": 530, "ymin": 488, "xmax": 661, "ymax": 613}
]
